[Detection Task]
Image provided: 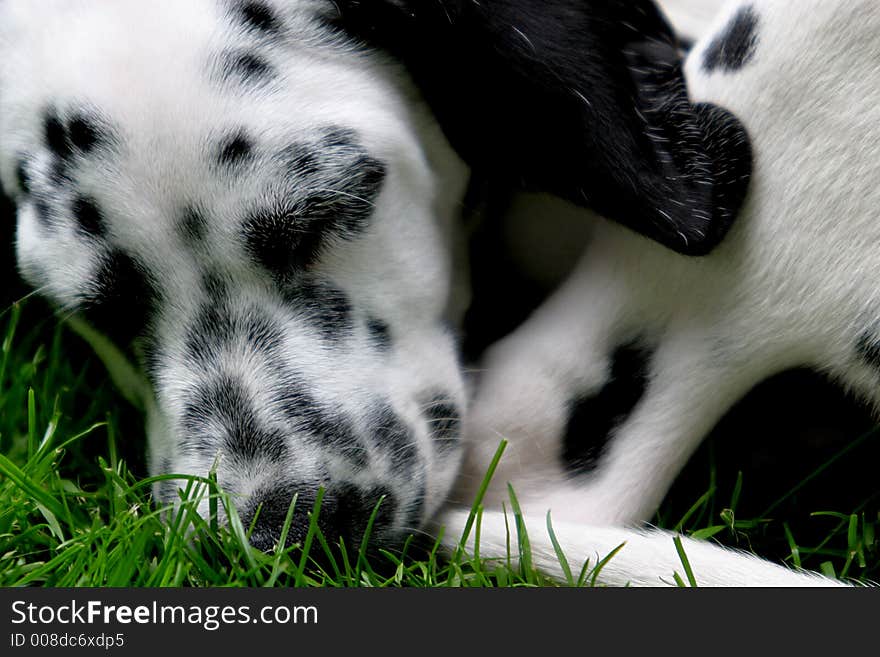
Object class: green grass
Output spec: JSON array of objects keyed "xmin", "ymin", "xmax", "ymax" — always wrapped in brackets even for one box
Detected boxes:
[{"xmin": 1, "ymin": 298, "xmax": 878, "ymax": 587}]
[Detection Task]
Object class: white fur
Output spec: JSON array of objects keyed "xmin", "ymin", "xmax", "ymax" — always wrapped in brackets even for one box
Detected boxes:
[{"xmin": 658, "ymin": 0, "xmax": 729, "ymax": 42}]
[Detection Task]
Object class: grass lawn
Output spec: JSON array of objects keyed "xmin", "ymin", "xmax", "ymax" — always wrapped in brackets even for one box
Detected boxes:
[{"xmin": 1, "ymin": 297, "xmax": 878, "ymax": 587}]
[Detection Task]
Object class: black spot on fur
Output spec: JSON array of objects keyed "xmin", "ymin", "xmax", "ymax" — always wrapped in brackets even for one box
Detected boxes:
[
  {"xmin": 373, "ymin": 405, "xmax": 417, "ymax": 472},
  {"xmin": 221, "ymin": 50, "xmax": 275, "ymax": 84},
  {"xmin": 242, "ymin": 182, "xmax": 383, "ymax": 276},
  {"xmin": 43, "ymin": 111, "xmax": 70, "ymax": 159},
  {"xmin": 81, "ymin": 251, "xmax": 159, "ymax": 346},
  {"xmin": 185, "ymin": 301, "xmax": 230, "ymax": 362},
  {"xmin": 284, "ymin": 278, "xmax": 353, "ymax": 342},
  {"xmin": 286, "ymin": 144, "xmax": 321, "ymax": 177},
  {"xmin": 274, "ymin": 382, "xmax": 367, "ymax": 469},
  {"xmin": 311, "ymin": 127, "xmax": 387, "ymax": 233},
  {"xmin": 321, "ymin": 127, "xmax": 358, "ymax": 149},
  {"xmin": 404, "ymin": 486, "xmax": 425, "ymax": 528},
  {"xmin": 68, "ymin": 114, "xmax": 106, "ymax": 152},
  {"xmin": 178, "ymin": 205, "xmax": 209, "ymax": 244},
  {"xmin": 366, "ymin": 317, "xmax": 391, "ymax": 349},
  {"xmin": 15, "ymin": 159, "xmax": 30, "ymax": 195},
  {"xmin": 185, "ymin": 279, "xmax": 284, "ymax": 365},
  {"xmin": 216, "ymin": 130, "xmax": 254, "ymax": 167},
  {"xmin": 246, "ymin": 129, "xmax": 385, "ymax": 277},
  {"xmin": 201, "ymin": 269, "xmax": 230, "ymax": 302},
  {"xmin": 183, "ymin": 375, "xmax": 288, "ymax": 462},
  {"xmin": 71, "ymin": 195, "xmax": 106, "ymax": 238},
  {"xmin": 703, "ymin": 6, "xmax": 759, "ymax": 73},
  {"xmin": 242, "ymin": 205, "xmax": 321, "ymax": 276},
  {"xmin": 422, "ymin": 394, "xmax": 461, "ymax": 454},
  {"xmin": 33, "ymin": 199, "xmax": 53, "ymax": 229},
  {"xmin": 48, "ymin": 159, "xmax": 70, "ymax": 186},
  {"xmin": 44, "ymin": 110, "xmax": 112, "ymax": 159},
  {"xmin": 563, "ymin": 342, "xmax": 652, "ymax": 475},
  {"xmin": 237, "ymin": 1, "xmax": 280, "ymax": 34},
  {"xmin": 856, "ymin": 332, "xmax": 880, "ymax": 373}
]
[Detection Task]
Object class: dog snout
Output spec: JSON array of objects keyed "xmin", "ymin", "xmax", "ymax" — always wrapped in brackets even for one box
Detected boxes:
[{"xmin": 244, "ymin": 483, "xmax": 397, "ymax": 553}]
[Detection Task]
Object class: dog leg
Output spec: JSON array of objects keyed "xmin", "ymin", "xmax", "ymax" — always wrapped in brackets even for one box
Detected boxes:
[
  {"xmin": 526, "ymin": 326, "xmax": 785, "ymax": 526},
  {"xmin": 454, "ymin": 226, "xmax": 665, "ymax": 510}
]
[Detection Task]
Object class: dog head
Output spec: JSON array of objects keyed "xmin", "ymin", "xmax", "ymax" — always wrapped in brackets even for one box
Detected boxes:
[
  {"xmin": 1, "ymin": 0, "xmax": 473, "ymax": 549},
  {"xmin": 0, "ymin": 0, "xmax": 749, "ymax": 551}
]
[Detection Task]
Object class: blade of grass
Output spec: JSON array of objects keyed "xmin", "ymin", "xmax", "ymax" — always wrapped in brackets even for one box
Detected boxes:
[
  {"xmin": 455, "ymin": 439, "xmax": 507, "ymax": 554},
  {"xmin": 546, "ymin": 511, "xmax": 575, "ymax": 587},
  {"xmin": 673, "ymin": 535, "xmax": 698, "ymax": 587}
]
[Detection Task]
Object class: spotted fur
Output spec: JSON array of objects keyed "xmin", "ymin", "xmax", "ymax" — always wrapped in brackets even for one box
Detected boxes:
[
  {"xmin": 1, "ymin": 0, "xmax": 863, "ymax": 586},
  {"xmin": 1, "ymin": 0, "xmax": 470, "ymax": 551}
]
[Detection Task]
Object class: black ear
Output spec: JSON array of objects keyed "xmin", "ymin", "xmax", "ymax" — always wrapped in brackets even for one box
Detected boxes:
[{"xmin": 334, "ymin": 0, "xmax": 752, "ymax": 256}]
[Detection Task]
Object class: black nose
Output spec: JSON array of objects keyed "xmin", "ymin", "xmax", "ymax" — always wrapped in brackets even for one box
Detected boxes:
[{"xmin": 244, "ymin": 484, "xmax": 397, "ymax": 553}]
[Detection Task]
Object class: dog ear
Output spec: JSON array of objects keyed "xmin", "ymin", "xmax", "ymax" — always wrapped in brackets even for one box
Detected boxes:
[{"xmin": 334, "ymin": 0, "xmax": 752, "ymax": 256}]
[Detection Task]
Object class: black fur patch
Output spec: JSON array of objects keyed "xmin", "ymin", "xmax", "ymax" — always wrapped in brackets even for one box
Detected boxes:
[
  {"xmin": 15, "ymin": 159, "xmax": 31, "ymax": 195},
  {"xmin": 174, "ymin": 276, "xmax": 226, "ymax": 374},
  {"xmin": 44, "ymin": 109, "xmax": 112, "ymax": 158},
  {"xmin": 334, "ymin": 0, "xmax": 752, "ymax": 256},
  {"xmin": 71, "ymin": 195, "xmax": 107, "ymax": 238},
  {"xmin": 216, "ymin": 130, "xmax": 254, "ymax": 167},
  {"xmin": 245, "ymin": 131, "xmax": 385, "ymax": 278},
  {"xmin": 403, "ymin": 485, "xmax": 425, "ymax": 529},
  {"xmin": 242, "ymin": 204, "xmax": 321, "ymax": 276},
  {"xmin": 286, "ymin": 143, "xmax": 321, "ymax": 177},
  {"xmin": 562, "ymin": 342, "xmax": 652, "ymax": 475},
  {"xmin": 237, "ymin": 1, "xmax": 281, "ymax": 34},
  {"xmin": 703, "ymin": 6, "xmax": 759, "ymax": 73},
  {"xmin": 422, "ymin": 394, "xmax": 461, "ymax": 454},
  {"xmin": 185, "ymin": 276, "xmax": 284, "ymax": 364},
  {"xmin": 43, "ymin": 111, "xmax": 71, "ymax": 160},
  {"xmin": 373, "ymin": 405, "xmax": 417, "ymax": 472},
  {"xmin": 178, "ymin": 205, "xmax": 209, "ymax": 244},
  {"xmin": 856, "ymin": 332, "xmax": 880, "ymax": 372},
  {"xmin": 33, "ymin": 199, "xmax": 53, "ymax": 229},
  {"xmin": 283, "ymin": 278, "xmax": 354, "ymax": 342},
  {"xmin": 182, "ymin": 375, "xmax": 288, "ymax": 461},
  {"xmin": 80, "ymin": 250, "xmax": 159, "ymax": 346},
  {"xmin": 366, "ymin": 317, "xmax": 391, "ymax": 349},
  {"xmin": 273, "ymin": 382, "xmax": 367, "ymax": 469},
  {"xmin": 221, "ymin": 50, "xmax": 275, "ymax": 84},
  {"xmin": 68, "ymin": 113, "xmax": 107, "ymax": 152}
]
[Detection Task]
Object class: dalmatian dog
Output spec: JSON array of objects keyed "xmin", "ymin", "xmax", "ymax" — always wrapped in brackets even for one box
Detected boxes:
[
  {"xmin": 0, "ymin": 0, "xmax": 747, "ymax": 561},
  {"xmin": 444, "ymin": 0, "xmax": 880, "ymax": 585},
  {"xmin": 0, "ymin": 0, "xmax": 864, "ymax": 587}
]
